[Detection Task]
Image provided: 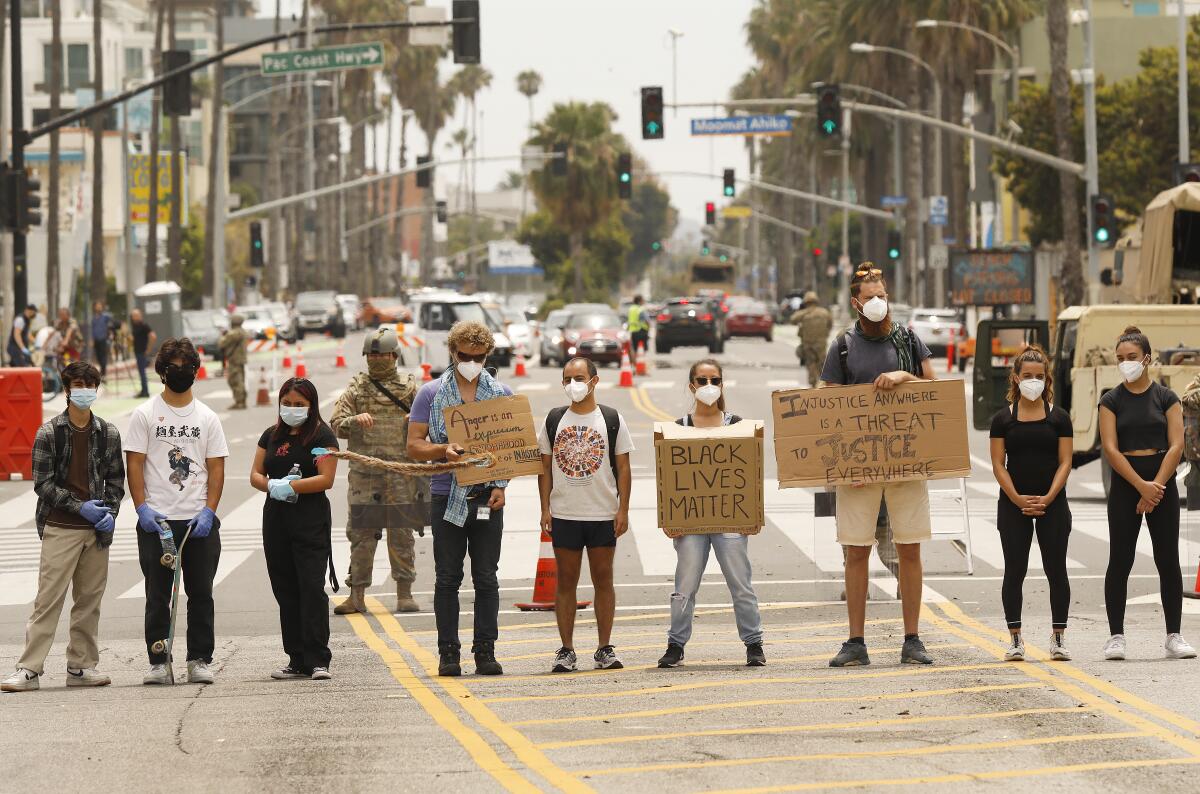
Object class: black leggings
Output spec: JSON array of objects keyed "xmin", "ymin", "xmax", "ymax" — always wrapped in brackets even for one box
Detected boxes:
[
  {"xmin": 1105, "ymin": 453, "xmax": 1182, "ymax": 635},
  {"xmin": 998, "ymin": 495, "xmax": 1071, "ymax": 630}
]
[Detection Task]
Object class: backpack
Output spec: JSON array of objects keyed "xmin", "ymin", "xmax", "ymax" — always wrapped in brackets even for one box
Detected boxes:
[
  {"xmin": 545, "ymin": 404, "xmax": 620, "ymax": 478},
  {"xmin": 837, "ymin": 327, "xmax": 923, "ymax": 384}
]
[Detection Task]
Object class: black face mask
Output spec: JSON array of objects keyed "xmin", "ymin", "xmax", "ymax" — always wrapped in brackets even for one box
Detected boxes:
[{"xmin": 162, "ymin": 365, "xmax": 196, "ymax": 394}]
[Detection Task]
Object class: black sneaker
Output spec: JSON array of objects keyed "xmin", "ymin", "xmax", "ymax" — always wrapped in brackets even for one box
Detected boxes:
[
  {"xmin": 473, "ymin": 644, "xmax": 503, "ymax": 676},
  {"xmin": 594, "ymin": 645, "xmax": 623, "ymax": 670},
  {"xmin": 658, "ymin": 643, "xmax": 684, "ymax": 668},
  {"xmin": 438, "ymin": 648, "xmax": 462, "ymax": 677},
  {"xmin": 829, "ymin": 641, "xmax": 871, "ymax": 667},
  {"xmin": 901, "ymin": 636, "xmax": 934, "ymax": 665},
  {"xmin": 552, "ymin": 647, "xmax": 577, "ymax": 673},
  {"xmin": 746, "ymin": 642, "xmax": 766, "ymax": 667}
]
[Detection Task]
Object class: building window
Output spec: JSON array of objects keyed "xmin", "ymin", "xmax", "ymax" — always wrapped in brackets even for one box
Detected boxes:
[
  {"xmin": 44, "ymin": 43, "xmax": 91, "ymax": 92},
  {"xmin": 125, "ymin": 48, "xmax": 144, "ymax": 80},
  {"xmin": 20, "ymin": 0, "xmax": 45, "ymax": 17}
]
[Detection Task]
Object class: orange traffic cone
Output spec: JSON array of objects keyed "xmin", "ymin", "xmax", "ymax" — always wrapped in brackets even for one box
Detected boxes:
[
  {"xmin": 334, "ymin": 341, "xmax": 346, "ymax": 369},
  {"xmin": 294, "ymin": 345, "xmax": 307, "ymax": 379},
  {"xmin": 281, "ymin": 341, "xmax": 292, "ymax": 369},
  {"xmin": 513, "ymin": 353, "xmax": 528, "ymax": 377},
  {"xmin": 420, "ymin": 362, "xmax": 433, "ymax": 382},
  {"xmin": 618, "ymin": 348, "xmax": 634, "ymax": 388},
  {"xmin": 515, "ymin": 529, "xmax": 591, "ymax": 611},
  {"xmin": 255, "ymin": 367, "xmax": 271, "ymax": 406},
  {"xmin": 1186, "ymin": 557, "xmax": 1200, "ymax": 600},
  {"xmin": 635, "ymin": 341, "xmax": 648, "ymax": 376},
  {"xmin": 196, "ymin": 348, "xmax": 208, "ymax": 380}
]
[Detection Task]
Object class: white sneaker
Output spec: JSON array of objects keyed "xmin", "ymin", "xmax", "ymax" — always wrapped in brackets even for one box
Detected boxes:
[
  {"xmin": 1165, "ymin": 633, "xmax": 1197, "ymax": 659},
  {"xmin": 1049, "ymin": 633, "xmax": 1072, "ymax": 661},
  {"xmin": 66, "ymin": 667, "xmax": 111, "ymax": 687},
  {"xmin": 310, "ymin": 667, "xmax": 332, "ymax": 680},
  {"xmin": 186, "ymin": 660, "xmax": 215, "ymax": 684},
  {"xmin": 1, "ymin": 668, "xmax": 40, "ymax": 692},
  {"xmin": 1003, "ymin": 636, "xmax": 1025, "ymax": 662},
  {"xmin": 271, "ymin": 666, "xmax": 308, "ymax": 680},
  {"xmin": 1103, "ymin": 634, "xmax": 1126, "ymax": 661},
  {"xmin": 143, "ymin": 664, "xmax": 171, "ymax": 685}
]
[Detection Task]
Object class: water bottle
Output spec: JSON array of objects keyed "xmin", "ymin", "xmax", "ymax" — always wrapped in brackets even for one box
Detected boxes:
[{"xmin": 285, "ymin": 463, "xmax": 302, "ymax": 504}]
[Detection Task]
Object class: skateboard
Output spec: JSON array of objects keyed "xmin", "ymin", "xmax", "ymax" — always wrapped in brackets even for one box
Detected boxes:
[{"xmin": 150, "ymin": 521, "xmax": 192, "ymax": 685}]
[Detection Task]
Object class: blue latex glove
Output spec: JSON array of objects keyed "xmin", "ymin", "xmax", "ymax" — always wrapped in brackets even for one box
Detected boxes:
[
  {"xmin": 187, "ymin": 507, "xmax": 217, "ymax": 538},
  {"xmin": 79, "ymin": 499, "xmax": 109, "ymax": 524},
  {"xmin": 94, "ymin": 513, "xmax": 115, "ymax": 533},
  {"xmin": 268, "ymin": 474, "xmax": 301, "ymax": 502},
  {"xmin": 136, "ymin": 503, "xmax": 168, "ymax": 534}
]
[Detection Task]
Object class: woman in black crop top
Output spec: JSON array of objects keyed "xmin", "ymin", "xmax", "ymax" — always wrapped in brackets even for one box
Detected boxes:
[{"xmin": 1098, "ymin": 327, "xmax": 1194, "ymax": 661}]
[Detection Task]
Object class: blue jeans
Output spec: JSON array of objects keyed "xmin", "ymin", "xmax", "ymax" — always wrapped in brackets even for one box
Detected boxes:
[
  {"xmin": 135, "ymin": 352, "xmax": 149, "ymax": 394},
  {"xmin": 668, "ymin": 533, "xmax": 762, "ymax": 646}
]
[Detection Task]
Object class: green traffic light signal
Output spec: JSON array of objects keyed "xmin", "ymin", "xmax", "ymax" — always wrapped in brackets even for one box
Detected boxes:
[
  {"xmin": 888, "ymin": 247, "xmax": 900, "ymax": 259},
  {"xmin": 822, "ymin": 119, "xmax": 837, "ymax": 135},
  {"xmin": 620, "ymin": 173, "xmax": 630, "ymax": 183},
  {"xmin": 701, "ymin": 245, "xmax": 710, "ymax": 255},
  {"xmin": 1096, "ymin": 227, "xmax": 1110, "ymax": 243},
  {"xmin": 645, "ymin": 121, "xmax": 660, "ymax": 136},
  {"xmin": 719, "ymin": 254, "xmax": 728, "ymax": 262},
  {"xmin": 253, "ymin": 240, "xmax": 263, "ymax": 250},
  {"xmin": 651, "ymin": 241, "xmax": 661, "ymax": 251}
]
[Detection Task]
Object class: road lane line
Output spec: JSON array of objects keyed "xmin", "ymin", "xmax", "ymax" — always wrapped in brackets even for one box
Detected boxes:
[{"xmin": 482, "ymin": 618, "xmax": 906, "ymax": 647}]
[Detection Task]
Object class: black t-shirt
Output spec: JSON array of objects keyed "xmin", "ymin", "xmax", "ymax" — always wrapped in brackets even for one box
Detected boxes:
[
  {"xmin": 257, "ymin": 423, "xmax": 339, "ymax": 519},
  {"xmin": 1098, "ymin": 382, "xmax": 1180, "ymax": 452},
  {"xmin": 131, "ymin": 320, "xmax": 152, "ymax": 355},
  {"xmin": 990, "ymin": 403, "xmax": 1073, "ymax": 496},
  {"xmin": 676, "ymin": 413, "xmax": 742, "ymax": 426}
]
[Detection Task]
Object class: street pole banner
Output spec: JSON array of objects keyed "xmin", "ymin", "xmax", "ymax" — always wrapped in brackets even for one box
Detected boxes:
[
  {"xmin": 261, "ymin": 42, "xmax": 385, "ymax": 75},
  {"xmin": 443, "ymin": 395, "xmax": 543, "ymax": 485},
  {"xmin": 690, "ymin": 115, "xmax": 793, "ymax": 136},
  {"xmin": 771, "ymin": 380, "xmax": 970, "ymax": 488},
  {"xmin": 127, "ymin": 153, "xmax": 187, "ymax": 225},
  {"xmin": 654, "ymin": 421, "xmax": 765, "ymax": 536}
]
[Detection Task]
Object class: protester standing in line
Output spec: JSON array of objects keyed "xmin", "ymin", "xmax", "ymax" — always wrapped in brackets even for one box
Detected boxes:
[
  {"xmin": 129, "ymin": 308, "xmax": 156, "ymax": 398},
  {"xmin": 407, "ymin": 321, "xmax": 511, "ymax": 678},
  {"xmin": 124, "ymin": 337, "xmax": 229, "ymax": 685},
  {"xmin": 537, "ymin": 357, "xmax": 633, "ymax": 673},
  {"xmin": 219, "ymin": 315, "xmax": 249, "ymax": 410},
  {"xmin": 1, "ymin": 362, "xmax": 124, "ymax": 692},
  {"xmin": 251, "ymin": 377, "xmax": 340, "ymax": 681},
  {"xmin": 658, "ymin": 359, "xmax": 764, "ymax": 669},
  {"xmin": 988, "ymin": 346, "xmax": 1074, "ymax": 662},
  {"xmin": 818, "ymin": 265, "xmax": 936, "ymax": 668},
  {"xmin": 1100, "ymin": 326, "xmax": 1195, "ymax": 661},
  {"xmin": 7, "ymin": 303, "xmax": 37, "ymax": 367},
  {"xmin": 90, "ymin": 301, "xmax": 114, "ymax": 377}
]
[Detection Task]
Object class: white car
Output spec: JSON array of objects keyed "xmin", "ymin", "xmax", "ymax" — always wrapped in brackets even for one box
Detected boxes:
[
  {"xmin": 502, "ymin": 308, "xmax": 534, "ymax": 358},
  {"xmin": 236, "ymin": 305, "xmax": 278, "ymax": 340},
  {"xmin": 908, "ymin": 307, "xmax": 966, "ymax": 356},
  {"xmin": 336, "ymin": 294, "xmax": 362, "ymax": 331}
]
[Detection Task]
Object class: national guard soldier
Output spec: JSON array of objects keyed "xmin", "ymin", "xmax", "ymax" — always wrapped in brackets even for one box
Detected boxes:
[
  {"xmin": 330, "ymin": 326, "xmax": 430, "ymax": 615},
  {"xmin": 219, "ymin": 315, "xmax": 249, "ymax": 410},
  {"xmin": 792, "ymin": 292, "xmax": 833, "ymax": 388}
]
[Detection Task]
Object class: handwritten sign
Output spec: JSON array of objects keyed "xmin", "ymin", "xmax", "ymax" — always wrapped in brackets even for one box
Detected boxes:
[
  {"xmin": 772, "ymin": 381, "xmax": 970, "ymax": 488},
  {"xmin": 654, "ymin": 422, "xmax": 764, "ymax": 536},
  {"xmin": 949, "ymin": 249, "xmax": 1034, "ymax": 305},
  {"xmin": 442, "ymin": 395, "xmax": 543, "ymax": 486}
]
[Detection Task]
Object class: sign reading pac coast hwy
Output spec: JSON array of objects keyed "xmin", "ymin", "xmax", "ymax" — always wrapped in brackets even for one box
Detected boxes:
[{"xmin": 261, "ymin": 43, "xmax": 385, "ymax": 75}]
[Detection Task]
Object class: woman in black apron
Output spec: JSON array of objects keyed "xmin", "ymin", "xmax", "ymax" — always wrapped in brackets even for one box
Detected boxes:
[{"xmin": 250, "ymin": 377, "xmax": 341, "ymax": 680}]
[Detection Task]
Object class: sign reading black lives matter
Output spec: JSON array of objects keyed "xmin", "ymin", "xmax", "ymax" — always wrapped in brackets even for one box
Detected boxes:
[
  {"xmin": 772, "ymin": 381, "xmax": 971, "ymax": 488},
  {"xmin": 654, "ymin": 421, "xmax": 765, "ymax": 536},
  {"xmin": 443, "ymin": 395, "xmax": 543, "ymax": 486}
]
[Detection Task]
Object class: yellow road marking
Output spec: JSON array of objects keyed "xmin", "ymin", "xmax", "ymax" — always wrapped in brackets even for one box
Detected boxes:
[
  {"xmin": 494, "ymin": 631, "xmax": 915, "ymax": 660},
  {"xmin": 470, "ymin": 616, "xmax": 905, "ymax": 645},
  {"xmin": 535, "ymin": 706, "xmax": 1087, "ymax": 750},
  {"xmin": 631, "ymin": 386, "xmax": 675, "ymax": 422},
  {"xmin": 364, "ymin": 598, "xmax": 594, "ymax": 794},
  {"xmin": 342, "ymin": 610, "xmax": 539, "ymax": 793},
  {"xmin": 577, "ymin": 731, "xmax": 1148, "ymax": 777},
  {"xmin": 508, "ymin": 682, "xmax": 1044, "ymax": 727},
  {"xmin": 483, "ymin": 661, "xmax": 1014, "ymax": 703}
]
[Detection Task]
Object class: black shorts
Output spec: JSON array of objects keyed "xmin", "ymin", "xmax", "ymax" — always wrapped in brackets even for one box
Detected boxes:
[
  {"xmin": 631, "ymin": 330, "xmax": 650, "ymax": 347},
  {"xmin": 550, "ymin": 518, "xmax": 616, "ymax": 550}
]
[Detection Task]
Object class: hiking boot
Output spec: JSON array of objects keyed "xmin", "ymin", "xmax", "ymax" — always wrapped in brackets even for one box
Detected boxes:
[
  {"xmin": 334, "ymin": 586, "xmax": 366, "ymax": 615},
  {"xmin": 1049, "ymin": 633, "xmax": 1072, "ymax": 661},
  {"xmin": 438, "ymin": 648, "xmax": 462, "ymax": 677},
  {"xmin": 1103, "ymin": 634, "xmax": 1127, "ymax": 661},
  {"xmin": 552, "ymin": 647, "xmax": 578, "ymax": 673},
  {"xmin": 187, "ymin": 660, "xmax": 215, "ymax": 684},
  {"xmin": 143, "ymin": 664, "xmax": 170, "ymax": 685},
  {"xmin": 271, "ymin": 666, "xmax": 309, "ymax": 680},
  {"xmin": 1165, "ymin": 633, "xmax": 1197, "ymax": 659},
  {"xmin": 901, "ymin": 636, "xmax": 934, "ymax": 665},
  {"xmin": 66, "ymin": 667, "xmax": 111, "ymax": 687},
  {"xmin": 829, "ymin": 641, "xmax": 870, "ymax": 667},
  {"xmin": 1, "ymin": 668, "xmax": 39, "ymax": 692},
  {"xmin": 745, "ymin": 642, "xmax": 767, "ymax": 667},
  {"xmin": 1004, "ymin": 635, "xmax": 1026, "ymax": 662},
  {"xmin": 657, "ymin": 643, "xmax": 685, "ymax": 668},
  {"xmin": 394, "ymin": 581, "xmax": 419, "ymax": 613},
  {"xmin": 310, "ymin": 667, "xmax": 332, "ymax": 680},
  {"xmin": 473, "ymin": 644, "xmax": 503, "ymax": 676},
  {"xmin": 594, "ymin": 645, "xmax": 623, "ymax": 670}
]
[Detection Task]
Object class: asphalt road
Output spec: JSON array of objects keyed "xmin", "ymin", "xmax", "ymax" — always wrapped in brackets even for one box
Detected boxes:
[{"xmin": 2, "ymin": 327, "xmax": 1199, "ymax": 792}]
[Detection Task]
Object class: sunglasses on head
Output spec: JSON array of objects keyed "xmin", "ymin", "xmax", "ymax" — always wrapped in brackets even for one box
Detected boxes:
[
  {"xmin": 455, "ymin": 351, "xmax": 487, "ymax": 363},
  {"xmin": 693, "ymin": 376, "xmax": 722, "ymax": 386},
  {"xmin": 854, "ymin": 267, "xmax": 883, "ymax": 279}
]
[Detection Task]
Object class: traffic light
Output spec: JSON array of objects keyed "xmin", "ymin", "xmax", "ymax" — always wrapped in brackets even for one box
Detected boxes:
[
  {"xmin": 452, "ymin": 1, "xmax": 481, "ymax": 64},
  {"xmin": 551, "ymin": 143, "xmax": 568, "ymax": 176},
  {"xmin": 723, "ymin": 168, "xmax": 735, "ymax": 197},
  {"xmin": 17, "ymin": 169, "xmax": 42, "ymax": 230},
  {"xmin": 640, "ymin": 86, "xmax": 664, "ymax": 140},
  {"xmin": 163, "ymin": 49, "xmax": 192, "ymax": 117},
  {"xmin": 718, "ymin": 253, "xmax": 728, "ymax": 262},
  {"xmin": 617, "ymin": 153, "xmax": 632, "ymax": 199},
  {"xmin": 249, "ymin": 221, "xmax": 264, "ymax": 267},
  {"xmin": 1090, "ymin": 193, "xmax": 1116, "ymax": 247},
  {"xmin": 436, "ymin": 200, "xmax": 448, "ymax": 223},
  {"xmin": 886, "ymin": 229, "xmax": 901, "ymax": 260},
  {"xmin": 704, "ymin": 201, "xmax": 715, "ymax": 226},
  {"xmin": 816, "ymin": 84, "xmax": 841, "ymax": 137},
  {"xmin": 651, "ymin": 240, "xmax": 661, "ymax": 251},
  {"xmin": 416, "ymin": 155, "xmax": 433, "ymax": 188},
  {"xmin": 812, "ymin": 245, "xmax": 824, "ymax": 258},
  {"xmin": 700, "ymin": 242, "xmax": 711, "ymax": 256}
]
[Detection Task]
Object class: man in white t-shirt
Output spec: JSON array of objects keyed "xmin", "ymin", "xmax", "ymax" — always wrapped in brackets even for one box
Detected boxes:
[
  {"xmin": 124, "ymin": 337, "xmax": 229, "ymax": 685},
  {"xmin": 537, "ymin": 357, "xmax": 633, "ymax": 673}
]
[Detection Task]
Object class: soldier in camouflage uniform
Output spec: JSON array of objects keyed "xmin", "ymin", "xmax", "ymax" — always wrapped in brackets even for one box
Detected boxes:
[
  {"xmin": 791, "ymin": 292, "xmax": 833, "ymax": 388},
  {"xmin": 219, "ymin": 315, "xmax": 249, "ymax": 410},
  {"xmin": 330, "ymin": 326, "xmax": 430, "ymax": 614}
]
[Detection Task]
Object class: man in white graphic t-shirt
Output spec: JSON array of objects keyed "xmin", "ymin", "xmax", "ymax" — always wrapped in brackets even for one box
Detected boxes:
[
  {"xmin": 124, "ymin": 337, "xmax": 228, "ymax": 685},
  {"xmin": 537, "ymin": 357, "xmax": 633, "ymax": 674}
]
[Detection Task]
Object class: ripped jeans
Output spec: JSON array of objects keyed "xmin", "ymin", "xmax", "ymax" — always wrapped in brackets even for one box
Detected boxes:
[{"xmin": 668, "ymin": 533, "xmax": 763, "ymax": 647}]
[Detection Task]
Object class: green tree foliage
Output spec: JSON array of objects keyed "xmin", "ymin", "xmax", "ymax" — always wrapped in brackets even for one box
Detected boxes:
[
  {"xmin": 622, "ymin": 178, "xmax": 677, "ymax": 281},
  {"xmin": 516, "ymin": 209, "xmax": 630, "ymax": 304}
]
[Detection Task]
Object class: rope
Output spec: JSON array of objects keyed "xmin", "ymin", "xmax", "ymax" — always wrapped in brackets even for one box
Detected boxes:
[{"xmin": 314, "ymin": 448, "xmax": 497, "ymax": 476}]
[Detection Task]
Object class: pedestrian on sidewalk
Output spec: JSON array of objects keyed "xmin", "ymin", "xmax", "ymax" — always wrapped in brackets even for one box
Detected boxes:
[
  {"xmin": 330, "ymin": 326, "xmax": 428, "ymax": 616},
  {"xmin": 819, "ymin": 265, "xmax": 936, "ymax": 668},
  {"xmin": 251, "ymin": 377, "xmax": 340, "ymax": 681},
  {"xmin": 129, "ymin": 308, "xmax": 156, "ymax": 398},
  {"xmin": 219, "ymin": 315, "xmax": 249, "ymax": 409},
  {"xmin": 7, "ymin": 303, "xmax": 37, "ymax": 367},
  {"xmin": 124, "ymin": 337, "xmax": 229, "ymax": 685},
  {"xmin": 57, "ymin": 307, "xmax": 83, "ymax": 365},
  {"xmin": 407, "ymin": 320, "xmax": 511, "ymax": 678},
  {"xmin": 90, "ymin": 301, "xmax": 114, "ymax": 377},
  {"xmin": 1100, "ymin": 326, "xmax": 1196, "ymax": 661},
  {"xmin": 658, "ymin": 358, "xmax": 764, "ymax": 669},
  {"xmin": 988, "ymin": 345, "xmax": 1074, "ymax": 663},
  {"xmin": 537, "ymin": 356, "xmax": 633, "ymax": 674},
  {"xmin": 2, "ymin": 362, "xmax": 124, "ymax": 693}
]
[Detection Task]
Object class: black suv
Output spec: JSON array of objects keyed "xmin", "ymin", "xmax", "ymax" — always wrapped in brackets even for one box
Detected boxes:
[
  {"xmin": 293, "ymin": 290, "xmax": 347, "ymax": 339},
  {"xmin": 654, "ymin": 297, "xmax": 725, "ymax": 354}
]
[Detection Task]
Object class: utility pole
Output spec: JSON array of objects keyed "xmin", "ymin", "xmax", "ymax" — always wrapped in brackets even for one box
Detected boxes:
[
  {"xmin": 839, "ymin": 107, "xmax": 851, "ymax": 312},
  {"xmin": 1082, "ymin": 0, "xmax": 1101, "ymax": 305},
  {"xmin": 9, "ymin": 0, "xmax": 27, "ymax": 314},
  {"xmin": 748, "ymin": 136, "xmax": 760, "ymax": 299},
  {"xmin": 668, "ymin": 29, "xmax": 683, "ymax": 117},
  {"xmin": 1180, "ymin": 0, "xmax": 1190, "ymax": 166},
  {"xmin": 302, "ymin": 0, "xmax": 316, "ymax": 275}
]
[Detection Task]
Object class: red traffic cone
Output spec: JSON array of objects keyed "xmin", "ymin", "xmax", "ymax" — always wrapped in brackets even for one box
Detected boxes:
[
  {"xmin": 515, "ymin": 529, "xmax": 591, "ymax": 611},
  {"xmin": 294, "ymin": 345, "xmax": 307, "ymax": 379},
  {"xmin": 1185, "ymin": 558, "xmax": 1200, "ymax": 600},
  {"xmin": 420, "ymin": 362, "xmax": 433, "ymax": 382},
  {"xmin": 513, "ymin": 352, "xmax": 528, "ymax": 378},
  {"xmin": 635, "ymin": 341, "xmax": 648, "ymax": 376},
  {"xmin": 334, "ymin": 341, "xmax": 347, "ymax": 369},
  {"xmin": 196, "ymin": 348, "xmax": 208, "ymax": 380},
  {"xmin": 618, "ymin": 348, "xmax": 634, "ymax": 388},
  {"xmin": 255, "ymin": 367, "xmax": 271, "ymax": 407},
  {"xmin": 281, "ymin": 341, "xmax": 292, "ymax": 369}
]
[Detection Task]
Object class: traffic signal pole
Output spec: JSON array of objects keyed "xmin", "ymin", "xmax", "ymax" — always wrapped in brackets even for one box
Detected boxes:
[
  {"xmin": 1082, "ymin": 0, "xmax": 1102, "ymax": 305},
  {"xmin": 9, "ymin": 0, "xmax": 27, "ymax": 314}
]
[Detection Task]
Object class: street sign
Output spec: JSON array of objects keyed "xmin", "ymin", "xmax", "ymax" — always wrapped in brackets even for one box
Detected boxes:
[
  {"xmin": 261, "ymin": 43, "xmax": 385, "ymax": 76},
  {"xmin": 487, "ymin": 240, "xmax": 537, "ymax": 273},
  {"xmin": 127, "ymin": 152, "xmax": 187, "ymax": 225},
  {"xmin": 929, "ymin": 243, "xmax": 949, "ymax": 272},
  {"xmin": 881, "ymin": 195, "xmax": 907, "ymax": 208},
  {"xmin": 408, "ymin": 6, "xmax": 449, "ymax": 46},
  {"xmin": 690, "ymin": 115, "xmax": 793, "ymax": 137},
  {"xmin": 721, "ymin": 205, "xmax": 752, "ymax": 219},
  {"xmin": 929, "ymin": 195, "xmax": 948, "ymax": 227}
]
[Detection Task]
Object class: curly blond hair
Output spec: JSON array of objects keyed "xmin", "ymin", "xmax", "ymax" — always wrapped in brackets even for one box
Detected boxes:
[{"xmin": 447, "ymin": 320, "xmax": 494, "ymax": 355}]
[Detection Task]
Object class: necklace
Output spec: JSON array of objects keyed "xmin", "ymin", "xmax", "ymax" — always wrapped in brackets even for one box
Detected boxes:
[{"xmin": 160, "ymin": 395, "xmax": 195, "ymax": 418}]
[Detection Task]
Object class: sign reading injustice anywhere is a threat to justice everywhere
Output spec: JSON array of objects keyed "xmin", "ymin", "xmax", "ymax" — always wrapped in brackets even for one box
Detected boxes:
[
  {"xmin": 443, "ymin": 395, "xmax": 543, "ymax": 486},
  {"xmin": 654, "ymin": 421, "xmax": 765, "ymax": 536},
  {"xmin": 949, "ymin": 249, "xmax": 1035, "ymax": 306},
  {"xmin": 771, "ymin": 380, "xmax": 970, "ymax": 488},
  {"xmin": 261, "ymin": 43, "xmax": 385, "ymax": 76},
  {"xmin": 690, "ymin": 115, "xmax": 793, "ymax": 136}
]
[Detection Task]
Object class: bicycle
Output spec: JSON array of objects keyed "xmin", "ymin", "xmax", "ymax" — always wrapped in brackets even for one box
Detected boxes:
[{"xmin": 40, "ymin": 356, "xmax": 63, "ymax": 402}]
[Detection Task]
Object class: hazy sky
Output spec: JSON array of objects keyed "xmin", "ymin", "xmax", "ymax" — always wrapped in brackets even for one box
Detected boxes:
[{"xmin": 274, "ymin": 0, "xmax": 758, "ymax": 231}]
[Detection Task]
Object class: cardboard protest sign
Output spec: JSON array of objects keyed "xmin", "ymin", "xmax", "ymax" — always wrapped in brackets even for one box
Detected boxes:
[
  {"xmin": 654, "ymin": 421, "xmax": 765, "ymax": 536},
  {"xmin": 442, "ymin": 395, "xmax": 543, "ymax": 485},
  {"xmin": 772, "ymin": 380, "xmax": 970, "ymax": 488}
]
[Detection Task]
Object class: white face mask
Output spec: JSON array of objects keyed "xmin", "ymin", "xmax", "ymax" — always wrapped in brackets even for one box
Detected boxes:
[
  {"xmin": 859, "ymin": 296, "xmax": 888, "ymax": 323},
  {"xmin": 694, "ymin": 384, "xmax": 722, "ymax": 406},
  {"xmin": 1017, "ymin": 378, "xmax": 1045, "ymax": 402},
  {"xmin": 279, "ymin": 406, "xmax": 309, "ymax": 427},
  {"xmin": 1118, "ymin": 358, "xmax": 1146, "ymax": 383},
  {"xmin": 456, "ymin": 360, "xmax": 484, "ymax": 382},
  {"xmin": 564, "ymin": 380, "xmax": 591, "ymax": 403}
]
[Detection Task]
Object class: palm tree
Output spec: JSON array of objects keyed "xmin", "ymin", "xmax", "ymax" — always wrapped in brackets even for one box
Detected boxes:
[
  {"xmin": 47, "ymin": 0, "xmax": 62, "ymax": 315},
  {"xmin": 1047, "ymin": 0, "xmax": 1083, "ymax": 305},
  {"xmin": 90, "ymin": 0, "xmax": 105, "ymax": 306},
  {"xmin": 447, "ymin": 65, "xmax": 492, "ymax": 270},
  {"xmin": 516, "ymin": 69, "xmax": 542, "ymax": 217},
  {"xmin": 409, "ymin": 63, "xmax": 456, "ymax": 283},
  {"xmin": 527, "ymin": 102, "xmax": 623, "ymax": 301}
]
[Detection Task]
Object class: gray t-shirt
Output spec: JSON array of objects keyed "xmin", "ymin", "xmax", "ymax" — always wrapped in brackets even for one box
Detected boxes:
[{"xmin": 819, "ymin": 327, "xmax": 933, "ymax": 385}]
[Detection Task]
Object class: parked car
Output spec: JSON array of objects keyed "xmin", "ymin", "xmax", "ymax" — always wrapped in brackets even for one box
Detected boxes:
[
  {"xmin": 264, "ymin": 302, "xmax": 295, "ymax": 342},
  {"xmin": 360, "ymin": 296, "xmax": 413, "ymax": 326},
  {"xmin": 409, "ymin": 293, "xmax": 513, "ymax": 375},
  {"xmin": 181, "ymin": 309, "xmax": 229, "ymax": 358},
  {"xmin": 502, "ymin": 308, "xmax": 534, "ymax": 358},
  {"xmin": 725, "ymin": 298, "xmax": 774, "ymax": 341},
  {"xmin": 655, "ymin": 297, "xmax": 725, "ymax": 354},
  {"xmin": 293, "ymin": 290, "xmax": 347, "ymax": 339},
  {"xmin": 236, "ymin": 305, "xmax": 279, "ymax": 340},
  {"xmin": 908, "ymin": 307, "xmax": 966, "ymax": 356},
  {"xmin": 547, "ymin": 307, "xmax": 628, "ymax": 367},
  {"xmin": 336, "ymin": 294, "xmax": 362, "ymax": 331},
  {"xmin": 539, "ymin": 309, "xmax": 571, "ymax": 367}
]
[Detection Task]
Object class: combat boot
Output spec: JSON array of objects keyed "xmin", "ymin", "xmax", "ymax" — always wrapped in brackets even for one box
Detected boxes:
[
  {"xmin": 394, "ymin": 581, "xmax": 419, "ymax": 613},
  {"xmin": 334, "ymin": 585, "xmax": 366, "ymax": 615}
]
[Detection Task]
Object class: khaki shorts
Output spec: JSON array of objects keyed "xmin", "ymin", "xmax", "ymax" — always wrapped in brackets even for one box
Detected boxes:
[{"xmin": 835, "ymin": 480, "xmax": 931, "ymax": 546}]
